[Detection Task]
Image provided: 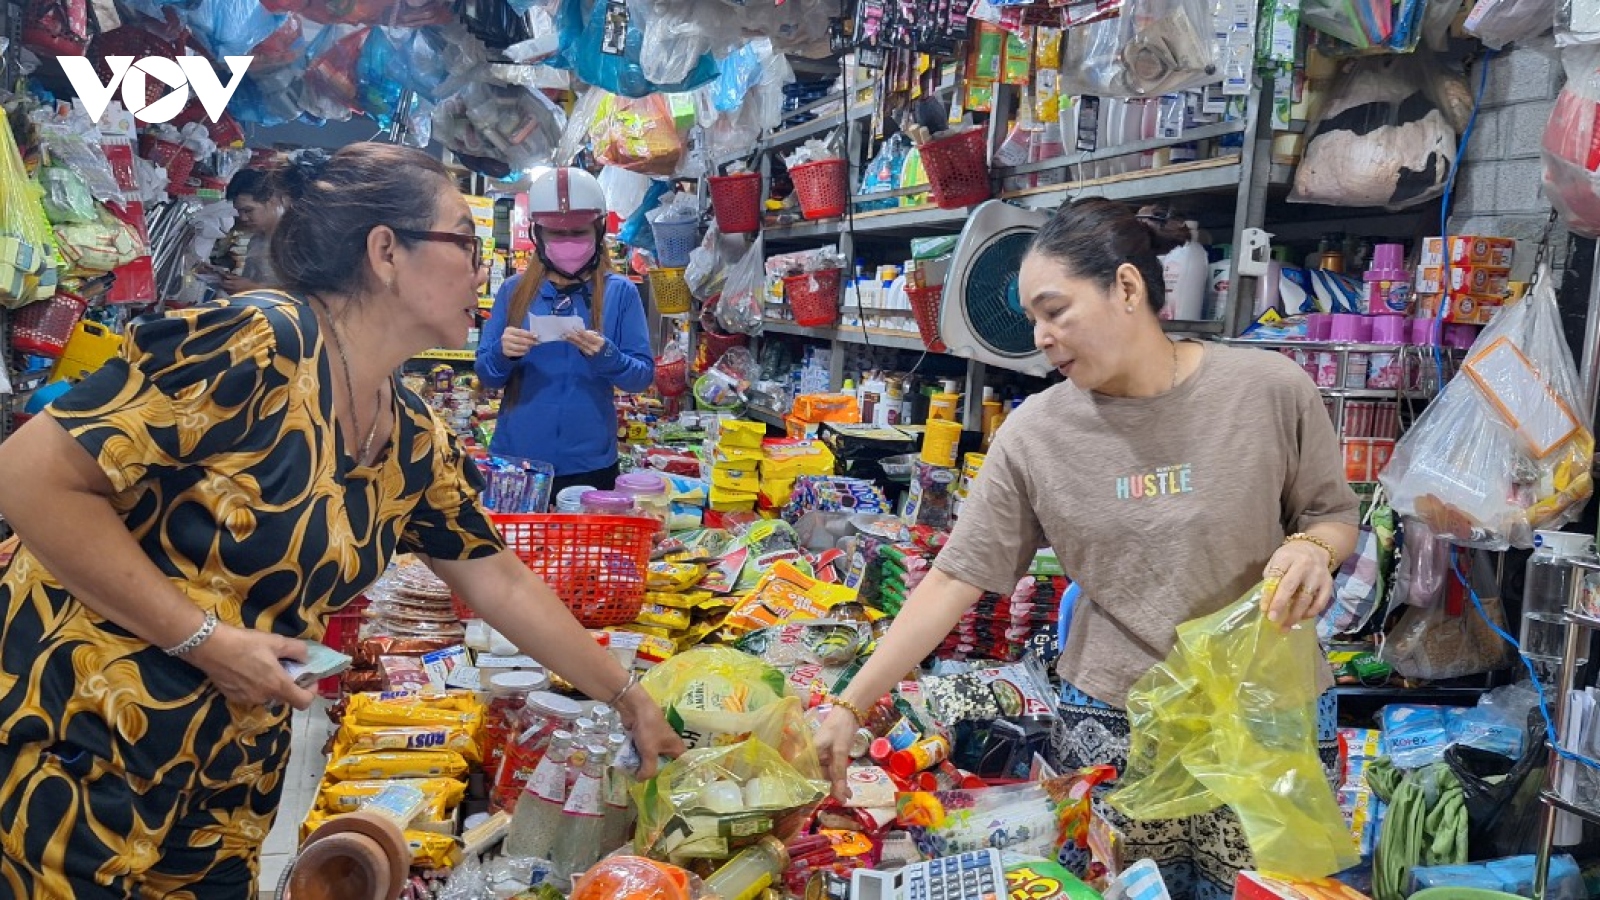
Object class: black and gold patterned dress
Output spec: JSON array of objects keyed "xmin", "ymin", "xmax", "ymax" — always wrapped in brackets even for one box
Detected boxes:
[{"xmin": 0, "ymin": 293, "xmax": 503, "ymax": 899}]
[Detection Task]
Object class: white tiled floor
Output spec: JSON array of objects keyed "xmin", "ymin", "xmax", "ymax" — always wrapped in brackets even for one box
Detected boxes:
[{"xmin": 257, "ymin": 701, "xmax": 332, "ymax": 900}]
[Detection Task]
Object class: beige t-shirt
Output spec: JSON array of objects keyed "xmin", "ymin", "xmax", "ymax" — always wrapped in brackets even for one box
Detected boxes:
[{"xmin": 934, "ymin": 342, "xmax": 1359, "ymax": 707}]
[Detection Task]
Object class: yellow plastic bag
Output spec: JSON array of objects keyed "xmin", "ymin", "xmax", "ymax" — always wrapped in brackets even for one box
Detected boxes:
[
  {"xmin": 631, "ymin": 738, "xmax": 827, "ymax": 859},
  {"xmin": 1108, "ymin": 584, "xmax": 1358, "ymax": 879},
  {"xmin": 640, "ymin": 646, "xmax": 817, "ymax": 769}
]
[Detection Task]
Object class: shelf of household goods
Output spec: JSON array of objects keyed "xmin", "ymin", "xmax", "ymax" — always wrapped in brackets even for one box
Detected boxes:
[{"xmin": 761, "ymin": 320, "xmax": 929, "ymax": 352}]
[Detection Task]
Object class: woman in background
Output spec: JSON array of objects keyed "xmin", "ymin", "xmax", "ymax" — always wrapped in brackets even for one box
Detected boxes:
[{"xmin": 475, "ymin": 167, "xmax": 653, "ymax": 495}]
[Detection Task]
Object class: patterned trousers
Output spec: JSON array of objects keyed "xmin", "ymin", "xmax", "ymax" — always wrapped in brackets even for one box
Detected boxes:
[{"xmin": 1049, "ymin": 681, "xmax": 1341, "ymax": 900}]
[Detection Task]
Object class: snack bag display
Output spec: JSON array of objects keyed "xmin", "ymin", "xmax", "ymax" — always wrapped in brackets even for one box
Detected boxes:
[{"xmin": 721, "ymin": 562, "xmax": 858, "ymax": 638}]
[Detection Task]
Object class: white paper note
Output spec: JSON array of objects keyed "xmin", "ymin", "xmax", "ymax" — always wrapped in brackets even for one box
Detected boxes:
[{"xmin": 527, "ymin": 315, "xmax": 584, "ymax": 343}]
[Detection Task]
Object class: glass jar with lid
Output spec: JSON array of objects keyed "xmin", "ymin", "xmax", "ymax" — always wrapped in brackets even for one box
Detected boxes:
[
  {"xmin": 614, "ymin": 472, "xmax": 669, "ymax": 529},
  {"xmin": 483, "ymin": 670, "xmax": 549, "ymax": 779},
  {"xmin": 580, "ymin": 490, "xmax": 636, "ymax": 517},
  {"xmin": 491, "ymin": 690, "xmax": 584, "ymax": 812}
]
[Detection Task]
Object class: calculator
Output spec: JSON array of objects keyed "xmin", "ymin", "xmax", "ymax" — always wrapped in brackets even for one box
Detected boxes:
[{"xmin": 850, "ymin": 847, "xmax": 1007, "ymax": 900}]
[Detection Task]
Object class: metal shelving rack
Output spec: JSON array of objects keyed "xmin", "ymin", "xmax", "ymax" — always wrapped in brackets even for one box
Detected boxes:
[
  {"xmin": 736, "ymin": 72, "xmax": 1285, "ymax": 430},
  {"xmin": 1534, "ymin": 558, "xmax": 1600, "ymax": 900}
]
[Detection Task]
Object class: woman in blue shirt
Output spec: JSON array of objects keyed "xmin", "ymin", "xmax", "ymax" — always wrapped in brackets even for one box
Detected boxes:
[{"xmin": 476, "ymin": 168, "xmax": 654, "ymax": 493}]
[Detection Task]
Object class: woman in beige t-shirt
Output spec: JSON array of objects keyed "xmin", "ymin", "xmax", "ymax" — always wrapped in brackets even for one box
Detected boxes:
[{"xmin": 816, "ymin": 198, "xmax": 1359, "ymax": 898}]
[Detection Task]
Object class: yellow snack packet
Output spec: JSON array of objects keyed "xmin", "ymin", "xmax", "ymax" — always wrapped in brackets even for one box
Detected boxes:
[
  {"xmin": 722, "ymin": 562, "xmax": 858, "ymax": 638},
  {"xmin": 635, "ymin": 602, "xmax": 692, "ymax": 632},
  {"xmin": 346, "ymin": 691, "xmax": 484, "ymax": 733},
  {"xmin": 644, "ymin": 589, "xmax": 712, "ymax": 610},
  {"xmin": 323, "ymin": 750, "xmax": 469, "ymax": 782},
  {"xmin": 334, "ymin": 724, "xmax": 481, "ymax": 764},
  {"xmin": 406, "ymin": 829, "xmax": 462, "ymax": 870},
  {"xmin": 647, "ymin": 561, "xmax": 707, "ymax": 591},
  {"xmin": 317, "ymin": 778, "xmax": 468, "ymax": 819}
]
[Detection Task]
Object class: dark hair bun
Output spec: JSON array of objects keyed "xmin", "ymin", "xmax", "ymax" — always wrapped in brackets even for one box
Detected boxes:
[
  {"xmin": 1134, "ymin": 205, "xmax": 1190, "ymax": 256},
  {"xmin": 275, "ymin": 148, "xmax": 333, "ymax": 201}
]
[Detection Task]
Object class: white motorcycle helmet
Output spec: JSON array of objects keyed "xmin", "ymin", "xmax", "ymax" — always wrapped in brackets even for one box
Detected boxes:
[{"xmin": 526, "ymin": 167, "xmax": 607, "ymax": 231}]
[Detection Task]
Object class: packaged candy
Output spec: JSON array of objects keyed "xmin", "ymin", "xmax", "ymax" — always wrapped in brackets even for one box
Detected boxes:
[
  {"xmin": 722, "ymin": 562, "xmax": 858, "ymax": 638},
  {"xmin": 333, "ymin": 723, "xmax": 480, "ymax": 764},
  {"xmin": 648, "ymin": 561, "xmax": 707, "ymax": 591},
  {"xmin": 323, "ymin": 750, "xmax": 469, "ymax": 782},
  {"xmin": 317, "ymin": 777, "xmax": 467, "ymax": 819}
]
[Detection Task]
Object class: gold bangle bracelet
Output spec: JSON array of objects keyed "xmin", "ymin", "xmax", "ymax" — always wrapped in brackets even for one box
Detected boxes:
[
  {"xmin": 830, "ymin": 695, "xmax": 869, "ymax": 727},
  {"xmin": 1285, "ymin": 532, "xmax": 1339, "ymax": 573}
]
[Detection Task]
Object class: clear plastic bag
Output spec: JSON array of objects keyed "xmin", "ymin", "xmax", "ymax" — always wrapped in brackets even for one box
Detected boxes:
[
  {"xmin": 591, "ymin": 92, "xmax": 686, "ymax": 177},
  {"xmin": 1108, "ymin": 585, "xmax": 1359, "ymax": 879},
  {"xmin": 39, "ymin": 166, "xmax": 96, "ymax": 224},
  {"xmin": 432, "ymin": 80, "xmax": 567, "ymax": 176},
  {"xmin": 631, "ymin": 738, "xmax": 827, "ymax": 858},
  {"xmin": 30, "ymin": 109, "xmax": 125, "ymax": 202},
  {"xmin": 639, "ymin": 0, "xmax": 715, "ymax": 86},
  {"xmin": 716, "ymin": 238, "xmax": 766, "ymax": 335},
  {"xmin": 560, "ymin": 0, "xmax": 719, "ymax": 99},
  {"xmin": 300, "ymin": 24, "xmax": 369, "ymax": 121},
  {"xmin": 1544, "ymin": 47, "xmax": 1600, "ymax": 236},
  {"xmin": 1381, "ymin": 553, "xmax": 1517, "ymax": 680},
  {"xmin": 1291, "ymin": 55, "xmax": 1464, "ymax": 210},
  {"xmin": 1390, "ymin": 516, "xmax": 1450, "ymax": 608},
  {"xmin": 1058, "ymin": 0, "xmax": 1220, "ymax": 99},
  {"xmin": 1380, "ymin": 266, "xmax": 1594, "ymax": 549},
  {"xmin": 685, "ymin": 221, "xmax": 730, "ymax": 301},
  {"xmin": 1302, "ymin": 0, "xmax": 1390, "ymax": 49},
  {"xmin": 1465, "ymin": 0, "xmax": 1554, "ymax": 47}
]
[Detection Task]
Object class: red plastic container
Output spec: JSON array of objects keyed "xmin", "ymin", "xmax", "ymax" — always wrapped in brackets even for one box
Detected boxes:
[
  {"xmin": 919, "ymin": 128, "xmax": 993, "ymax": 209},
  {"xmin": 784, "ymin": 269, "xmax": 842, "ymax": 327},
  {"xmin": 491, "ymin": 514, "xmax": 655, "ymax": 627},
  {"xmin": 318, "ymin": 596, "xmax": 370, "ymax": 698},
  {"xmin": 12, "ymin": 292, "xmax": 90, "ymax": 357},
  {"xmin": 790, "ymin": 158, "xmax": 848, "ymax": 220},
  {"xmin": 138, "ymin": 135, "xmax": 197, "ymax": 186},
  {"xmin": 906, "ymin": 284, "xmax": 948, "ymax": 353},
  {"xmin": 697, "ymin": 330, "xmax": 747, "ymax": 373},
  {"xmin": 708, "ymin": 172, "xmax": 763, "ymax": 234}
]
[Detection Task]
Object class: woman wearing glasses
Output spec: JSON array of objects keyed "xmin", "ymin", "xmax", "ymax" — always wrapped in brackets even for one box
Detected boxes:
[
  {"xmin": 475, "ymin": 167, "xmax": 654, "ymax": 495},
  {"xmin": 0, "ymin": 145, "xmax": 683, "ymax": 898}
]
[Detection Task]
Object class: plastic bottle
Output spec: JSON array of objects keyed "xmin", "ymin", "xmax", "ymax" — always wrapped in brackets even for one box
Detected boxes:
[
  {"xmin": 600, "ymin": 732, "xmax": 635, "ymax": 853},
  {"xmin": 1204, "ymin": 245, "xmax": 1231, "ymax": 321},
  {"xmin": 504, "ymin": 730, "xmax": 574, "ymax": 860},
  {"xmin": 1161, "ymin": 221, "xmax": 1207, "ymax": 322},
  {"xmin": 702, "ymin": 836, "xmax": 791, "ymax": 900},
  {"xmin": 887, "ymin": 735, "xmax": 952, "ymax": 778},
  {"xmin": 1363, "ymin": 243, "xmax": 1411, "ymax": 316},
  {"xmin": 549, "ymin": 743, "xmax": 611, "ymax": 883},
  {"xmin": 1521, "ymin": 531, "xmax": 1596, "ymax": 671}
]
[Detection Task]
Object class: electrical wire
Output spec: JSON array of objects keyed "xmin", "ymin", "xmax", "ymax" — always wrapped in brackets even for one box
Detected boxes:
[{"xmin": 1435, "ymin": 49, "xmax": 1600, "ymax": 780}]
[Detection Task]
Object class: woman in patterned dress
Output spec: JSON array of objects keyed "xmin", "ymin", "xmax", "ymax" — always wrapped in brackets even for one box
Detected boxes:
[{"xmin": 0, "ymin": 144, "xmax": 684, "ymax": 899}]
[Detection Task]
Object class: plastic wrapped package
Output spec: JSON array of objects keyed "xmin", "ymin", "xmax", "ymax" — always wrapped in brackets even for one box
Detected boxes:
[
  {"xmin": 189, "ymin": 0, "xmax": 285, "ymax": 57},
  {"xmin": 1544, "ymin": 47, "xmax": 1600, "ymax": 235},
  {"xmin": 684, "ymin": 221, "xmax": 730, "ymax": 301},
  {"xmin": 716, "ymin": 238, "xmax": 766, "ymax": 335},
  {"xmin": 632, "ymin": 738, "xmax": 827, "ymax": 859},
  {"xmin": 1058, "ymin": 0, "xmax": 1220, "ymax": 99},
  {"xmin": 554, "ymin": 0, "xmax": 718, "ymax": 99},
  {"xmin": 569, "ymin": 856, "xmax": 701, "ymax": 900},
  {"xmin": 1301, "ymin": 0, "xmax": 1389, "ymax": 49},
  {"xmin": 1291, "ymin": 55, "xmax": 1465, "ymax": 210},
  {"xmin": 1464, "ymin": 0, "xmax": 1554, "ymax": 47},
  {"xmin": 640, "ymin": 0, "xmax": 718, "ymax": 86},
  {"xmin": 590, "ymin": 92, "xmax": 686, "ymax": 177},
  {"xmin": 1380, "ymin": 267, "xmax": 1593, "ymax": 549},
  {"xmin": 300, "ymin": 24, "xmax": 369, "ymax": 121},
  {"xmin": 1108, "ymin": 585, "xmax": 1359, "ymax": 879},
  {"xmin": 432, "ymin": 80, "xmax": 566, "ymax": 176},
  {"xmin": 0, "ymin": 106, "xmax": 59, "ymax": 309},
  {"xmin": 261, "ymin": 0, "xmax": 454, "ymax": 27},
  {"xmin": 640, "ymin": 646, "xmax": 814, "ymax": 760},
  {"xmin": 39, "ymin": 166, "xmax": 97, "ymax": 224},
  {"xmin": 30, "ymin": 110, "xmax": 126, "ymax": 202},
  {"xmin": 1558, "ymin": 0, "xmax": 1600, "ymax": 43},
  {"xmin": 503, "ymin": 0, "xmax": 564, "ymax": 64},
  {"xmin": 54, "ymin": 205, "xmax": 149, "ymax": 273},
  {"xmin": 247, "ymin": 13, "xmax": 308, "ymax": 70}
]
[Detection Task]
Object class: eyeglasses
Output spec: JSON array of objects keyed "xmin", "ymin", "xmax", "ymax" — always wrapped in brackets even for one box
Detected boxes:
[{"xmin": 391, "ymin": 228, "xmax": 484, "ymax": 270}]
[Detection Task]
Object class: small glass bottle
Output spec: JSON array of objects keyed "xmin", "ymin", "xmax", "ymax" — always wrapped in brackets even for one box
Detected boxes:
[
  {"xmin": 504, "ymin": 730, "xmax": 574, "ymax": 860},
  {"xmin": 492, "ymin": 692, "xmax": 583, "ymax": 813},
  {"xmin": 702, "ymin": 836, "xmax": 791, "ymax": 900},
  {"xmin": 549, "ymin": 743, "xmax": 611, "ymax": 883}
]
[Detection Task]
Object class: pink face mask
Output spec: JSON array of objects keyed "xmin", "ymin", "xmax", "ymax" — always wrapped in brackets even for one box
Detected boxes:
[{"xmin": 541, "ymin": 235, "xmax": 598, "ymax": 277}]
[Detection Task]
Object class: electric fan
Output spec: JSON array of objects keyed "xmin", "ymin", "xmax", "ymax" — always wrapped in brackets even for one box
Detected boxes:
[{"xmin": 938, "ymin": 201, "xmax": 1053, "ymax": 376}]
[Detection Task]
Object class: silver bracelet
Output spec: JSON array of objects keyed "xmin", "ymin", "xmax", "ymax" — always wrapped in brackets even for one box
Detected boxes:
[
  {"xmin": 164, "ymin": 609, "xmax": 219, "ymax": 657},
  {"xmin": 607, "ymin": 671, "xmax": 640, "ymax": 707}
]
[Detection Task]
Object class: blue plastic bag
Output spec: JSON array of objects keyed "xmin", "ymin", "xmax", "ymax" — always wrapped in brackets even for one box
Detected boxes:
[
  {"xmin": 617, "ymin": 178, "xmax": 673, "ymax": 253},
  {"xmin": 190, "ymin": 0, "xmax": 286, "ymax": 58},
  {"xmin": 554, "ymin": 0, "xmax": 718, "ymax": 99}
]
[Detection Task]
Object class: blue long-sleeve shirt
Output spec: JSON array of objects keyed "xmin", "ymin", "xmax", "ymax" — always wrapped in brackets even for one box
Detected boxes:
[{"xmin": 476, "ymin": 273, "xmax": 654, "ymax": 476}]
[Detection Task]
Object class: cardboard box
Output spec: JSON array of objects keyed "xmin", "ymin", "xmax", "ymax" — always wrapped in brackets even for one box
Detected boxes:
[
  {"xmin": 1421, "ymin": 235, "xmax": 1515, "ymax": 269},
  {"xmin": 1343, "ymin": 437, "xmax": 1395, "ymax": 483},
  {"xmin": 1416, "ymin": 292, "xmax": 1504, "ymax": 325},
  {"xmin": 1414, "ymin": 264, "xmax": 1511, "ymax": 297},
  {"xmin": 1235, "ymin": 872, "xmax": 1372, "ymax": 900}
]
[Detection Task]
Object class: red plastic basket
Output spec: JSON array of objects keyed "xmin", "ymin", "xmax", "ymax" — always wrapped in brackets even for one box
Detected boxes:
[
  {"xmin": 790, "ymin": 159, "xmax": 848, "ymax": 220},
  {"xmin": 12, "ymin": 292, "xmax": 89, "ymax": 357},
  {"xmin": 784, "ymin": 269, "xmax": 842, "ymax": 327},
  {"xmin": 708, "ymin": 172, "xmax": 763, "ymax": 234},
  {"xmin": 906, "ymin": 284, "xmax": 948, "ymax": 353},
  {"xmin": 920, "ymin": 128, "xmax": 993, "ymax": 209},
  {"xmin": 655, "ymin": 354, "xmax": 688, "ymax": 397},
  {"xmin": 492, "ymin": 514, "xmax": 655, "ymax": 627},
  {"xmin": 697, "ymin": 329, "xmax": 746, "ymax": 373},
  {"xmin": 138, "ymin": 135, "xmax": 197, "ymax": 186}
]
